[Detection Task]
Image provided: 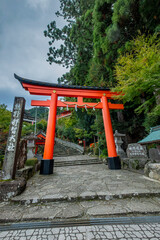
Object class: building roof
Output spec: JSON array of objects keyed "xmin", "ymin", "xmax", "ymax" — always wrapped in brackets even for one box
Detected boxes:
[
  {"xmin": 36, "ymin": 131, "xmax": 46, "ymax": 139},
  {"xmin": 138, "ymin": 126, "xmax": 160, "ymax": 144},
  {"xmin": 14, "ymin": 73, "xmax": 110, "ymax": 91},
  {"xmin": 23, "ymin": 112, "xmax": 35, "ymax": 123}
]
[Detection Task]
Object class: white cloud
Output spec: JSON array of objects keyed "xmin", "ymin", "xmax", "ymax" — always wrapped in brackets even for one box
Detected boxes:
[
  {"xmin": 0, "ymin": 0, "xmax": 67, "ymax": 110},
  {"xmin": 26, "ymin": 0, "xmax": 51, "ymax": 11}
]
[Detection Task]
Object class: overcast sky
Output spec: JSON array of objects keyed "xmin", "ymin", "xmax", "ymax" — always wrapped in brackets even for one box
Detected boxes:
[{"xmin": 0, "ymin": 0, "xmax": 67, "ymax": 110}]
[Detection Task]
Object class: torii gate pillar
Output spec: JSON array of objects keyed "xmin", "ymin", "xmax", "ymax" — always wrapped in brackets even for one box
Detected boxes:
[
  {"xmin": 102, "ymin": 95, "xmax": 121, "ymax": 169},
  {"xmin": 40, "ymin": 91, "xmax": 57, "ymax": 174}
]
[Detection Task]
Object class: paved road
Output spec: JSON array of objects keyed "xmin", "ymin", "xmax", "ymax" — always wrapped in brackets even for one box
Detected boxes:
[
  {"xmin": 1, "ymin": 217, "xmax": 160, "ymax": 240},
  {"xmin": 0, "ymin": 222, "xmax": 160, "ymax": 239}
]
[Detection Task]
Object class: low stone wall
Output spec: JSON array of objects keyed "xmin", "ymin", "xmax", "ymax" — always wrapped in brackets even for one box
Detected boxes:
[
  {"xmin": 55, "ymin": 138, "xmax": 84, "ymax": 154},
  {"xmin": 0, "ymin": 177, "xmax": 26, "ymax": 201},
  {"xmin": 16, "ymin": 162, "xmax": 40, "ymax": 180},
  {"xmin": 121, "ymin": 158, "xmax": 148, "ymax": 170},
  {"xmin": 16, "ymin": 166, "xmax": 34, "ymax": 180},
  {"xmin": 0, "ymin": 163, "xmax": 40, "ymax": 201},
  {"xmin": 144, "ymin": 163, "xmax": 160, "ymax": 181}
]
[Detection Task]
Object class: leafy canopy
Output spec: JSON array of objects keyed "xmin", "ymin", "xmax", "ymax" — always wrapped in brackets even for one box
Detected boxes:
[{"xmin": 113, "ymin": 34, "xmax": 160, "ymax": 129}]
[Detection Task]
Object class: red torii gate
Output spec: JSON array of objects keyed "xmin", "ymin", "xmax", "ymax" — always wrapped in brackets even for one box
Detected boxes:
[{"xmin": 15, "ymin": 74, "xmax": 124, "ymax": 174}]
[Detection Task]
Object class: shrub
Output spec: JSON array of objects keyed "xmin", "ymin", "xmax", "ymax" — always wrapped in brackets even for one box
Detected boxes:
[{"xmin": 25, "ymin": 158, "xmax": 38, "ymax": 167}]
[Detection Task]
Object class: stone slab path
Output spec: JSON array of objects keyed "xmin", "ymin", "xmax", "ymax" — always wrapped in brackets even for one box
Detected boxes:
[
  {"xmin": 12, "ymin": 164, "xmax": 160, "ymax": 204},
  {"xmin": 1, "ymin": 164, "xmax": 160, "ymax": 222}
]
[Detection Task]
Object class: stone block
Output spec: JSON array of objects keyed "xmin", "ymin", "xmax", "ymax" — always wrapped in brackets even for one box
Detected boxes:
[
  {"xmin": 121, "ymin": 158, "xmax": 147, "ymax": 170},
  {"xmin": 129, "ymin": 158, "xmax": 147, "ymax": 170},
  {"xmin": 144, "ymin": 163, "xmax": 160, "ymax": 181},
  {"xmin": 16, "ymin": 166, "xmax": 34, "ymax": 180},
  {"xmin": 149, "ymin": 148, "xmax": 160, "ymax": 163},
  {"xmin": 0, "ymin": 177, "xmax": 26, "ymax": 200},
  {"xmin": 127, "ymin": 143, "xmax": 148, "ymax": 159}
]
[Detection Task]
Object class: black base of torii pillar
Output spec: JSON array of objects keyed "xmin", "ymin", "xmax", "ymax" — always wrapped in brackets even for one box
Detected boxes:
[
  {"xmin": 40, "ymin": 159, "xmax": 54, "ymax": 175},
  {"xmin": 107, "ymin": 156, "xmax": 121, "ymax": 169}
]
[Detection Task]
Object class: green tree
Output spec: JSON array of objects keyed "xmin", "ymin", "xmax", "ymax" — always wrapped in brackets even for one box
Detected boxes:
[
  {"xmin": 88, "ymin": 0, "xmax": 160, "ymax": 87},
  {"xmin": 45, "ymin": 0, "xmax": 160, "ymax": 145},
  {"xmin": 21, "ymin": 122, "xmax": 34, "ymax": 136},
  {"xmin": 44, "ymin": 0, "xmax": 95, "ymax": 85},
  {"xmin": 0, "ymin": 105, "xmax": 11, "ymax": 165},
  {"xmin": 37, "ymin": 119, "xmax": 47, "ymax": 132},
  {"xmin": 113, "ymin": 34, "xmax": 160, "ymax": 131},
  {"xmin": 25, "ymin": 107, "xmax": 49, "ymax": 120}
]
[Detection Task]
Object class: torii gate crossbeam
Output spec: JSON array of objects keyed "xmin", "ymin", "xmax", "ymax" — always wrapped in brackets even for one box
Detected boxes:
[{"xmin": 15, "ymin": 73, "xmax": 124, "ymax": 174}]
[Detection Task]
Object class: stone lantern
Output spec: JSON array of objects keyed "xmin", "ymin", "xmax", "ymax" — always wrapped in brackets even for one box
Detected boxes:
[
  {"xmin": 114, "ymin": 130, "xmax": 127, "ymax": 158},
  {"xmin": 25, "ymin": 134, "xmax": 38, "ymax": 159}
]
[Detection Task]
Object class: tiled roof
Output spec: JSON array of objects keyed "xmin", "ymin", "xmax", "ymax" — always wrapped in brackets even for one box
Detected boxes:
[
  {"xmin": 139, "ymin": 126, "xmax": 160, "ymax": 144},
  {"xmin": 14, "ymin": 73, "xmax": 110, "ymax": 91}
]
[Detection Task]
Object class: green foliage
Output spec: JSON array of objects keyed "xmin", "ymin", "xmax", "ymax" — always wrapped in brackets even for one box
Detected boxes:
[
  {"xmin": 57, "ymin": 113, "xmax": 77, "ymax": 141},
  {"xmin": 0, "ymin": 104, "xmax": 11, "ymax": 132},
  {"xmin": 45, "ymin": 0, "xmax": 160, "ymax": 146},
  {"xmin": 88, "ymin": 0, "xmax": 160, "ymax": 87},
  {"xmin": 56, "ymin": 109, "xmax": 95, "ymax": 144},
  {"xmin": 74, "ymin": 128, "xmax": 85, "ymax": 139},
  {"xmin": 22, "ymin": 123, "xmax": 34, "ymax": 136},
  {"xmin": 25, "ymin": 107, "xmax": 48, "ymax": 120},
  {"xmin": 113, "ymin": 34, "xmax": 160, "ymax": 131},
  {"xmin": 144, "ymin": 105, "xmax": 160, "ymax": 131},
  {"xmin": 44, "ymin": 0, "xmax": 95, "ymax": 85},
  {"xmin": 0, "ymin": 104, "xmax": 11, "ymax": 165},
  {"xmin": 22, "ymin": 111, "xmax": 48, "ymax": 137},
  {"xmin": 25, "ymin": 158, "xmax": 38, "ymax": 167},
  {"xmin": 37, "ymin": 119, "xmax": 47, "ymax": 132}
]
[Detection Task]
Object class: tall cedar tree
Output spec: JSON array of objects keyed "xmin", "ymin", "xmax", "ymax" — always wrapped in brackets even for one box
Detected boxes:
[
  {"xmin": 44, "ymin": 0, "xmax": 94, "ymax": 85},
  {"xmin": 45, "ymin": 0, "xmax": 160, "ymax": 144}
]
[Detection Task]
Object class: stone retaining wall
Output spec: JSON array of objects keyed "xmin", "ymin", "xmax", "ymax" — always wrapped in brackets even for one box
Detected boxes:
[
  {"xmin": 0, "ymin": 177, "xmax": 26, "ymax": 201},
  {"xmin": 121, "ymin": 158, "xmax": 148, "ymax": 170},
  {"xmin": 55, "ymin": 138, "xmax": 84, "ymax": 154},
  {"xmin": 144, "ymin": 163, "xmax": 160, "ymax": 181}
]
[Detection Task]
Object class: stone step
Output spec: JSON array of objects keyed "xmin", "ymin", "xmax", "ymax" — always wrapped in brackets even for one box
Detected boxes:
[
  {"xmin": 54, "ymin": 152, "xmax": 82, "ymax": 157},
  {"xmin": 1, "ymin": 196, "xmax": 160, "ymax": 223},
  {"xmin": 54, "ymin": 155, "xmax": 102, "ymax": 167},
  {"xmin": 11, "ymin": 189, "xmax": 160, "ymax": 205},
  {"xmin": 53, "ymin": 142, "xmax": 83, "ymax": 157},
  {"xmin": 4, "ymin": 164, "xmax": 160, "ymax": 222},
  {"xmin": 54, "ymin": 161, "xmax": 102, "ymax": 167}
]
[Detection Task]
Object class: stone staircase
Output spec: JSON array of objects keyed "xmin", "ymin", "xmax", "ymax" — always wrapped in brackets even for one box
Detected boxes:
[
  {"xmin": 53, "ymin": 141, "xmax": 82, "ymax": 157},
  {"xmin": 53, "ymin": 140, "xmax": 102, "ymax": 166},
  {"xmin": 54, "ymin": 155, "xmax": 102, "ymax": 167}
]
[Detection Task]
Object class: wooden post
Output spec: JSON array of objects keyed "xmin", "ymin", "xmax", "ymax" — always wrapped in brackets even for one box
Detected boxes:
[
  {"xmin": 40, "ymin": 91, "xmax": 57, "ymax": 174},
  {"xmin": 101, "ymin": 95, "xmax": 121, "ymax": 169}
]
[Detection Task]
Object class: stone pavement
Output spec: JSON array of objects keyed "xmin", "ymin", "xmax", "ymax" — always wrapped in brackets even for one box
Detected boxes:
[
  {"xmin": 1, "ymin": 222, "xmax": 160, "ymax": 239},
  {"xmin": 1, "ymin": 163, "xmax": 160, "ymax": 222},
  {"xmin": 12, "ymin": 164, "xmax": 160, "ymax": 204}
]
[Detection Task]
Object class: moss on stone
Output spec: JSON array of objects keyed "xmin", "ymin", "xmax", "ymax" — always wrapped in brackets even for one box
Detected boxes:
[{"xmin": 25, "ymin": 158, "xmax": 38, "ymax": 167}]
